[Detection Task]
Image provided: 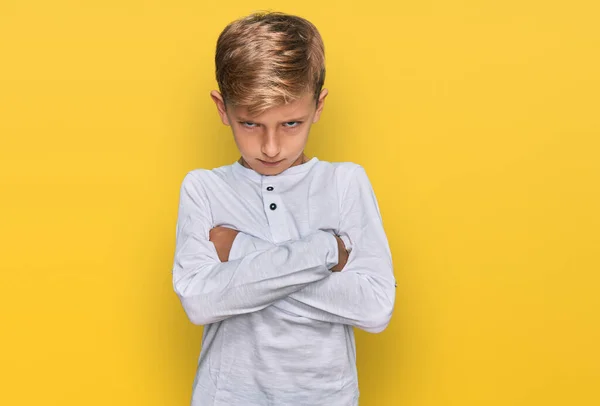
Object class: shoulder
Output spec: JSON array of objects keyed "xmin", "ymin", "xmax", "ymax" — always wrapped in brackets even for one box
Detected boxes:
[
  {"xmin": 178, "ymin": 163, "xmax": 240, "ymax": 205},
  {"xmin": 313, "ymin": 159, "xmax": 363, "ymax": 178},
  {"xmin": 311, "ymin": 161, "xmax": 374, "ymax": 209},
  {"xmin": 180, "ymin": 168, "xmax": 210, "ymax": 186},
  {"xmin": 180, "ymin": 163, "xmax": 235, "ymax": 186},
  {"xmin": 314, "ymin": 160, "xmax": 369, "ymax": 189},
  {"xmin": 177, "ymin": 168, "xmax": 214, "ymax": 203}
]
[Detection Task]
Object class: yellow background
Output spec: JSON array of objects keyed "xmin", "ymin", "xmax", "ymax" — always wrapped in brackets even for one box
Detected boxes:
[{"xmin": 1, "ymin": 1, "xmax": 599, "ymax": 405}]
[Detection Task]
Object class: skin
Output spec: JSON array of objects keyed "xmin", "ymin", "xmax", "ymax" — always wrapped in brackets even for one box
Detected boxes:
[
  {"xmin": 210, "ymin": 89, "xmax": 327, "ymax": 176},
  {"xmin": 208, "ymin": 88, "xmax": 349, "ymax": 271},
  {"xmin": 209, "ymin": 226, "xmax": 348, "ymax": 272}
]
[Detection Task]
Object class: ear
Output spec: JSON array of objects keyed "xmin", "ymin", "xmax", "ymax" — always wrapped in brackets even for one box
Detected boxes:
[
  {"xmin": 312, "ymin": 88, "xmax": 329, "ymax": 123},
  {"xmin": 210, "ymin": 90, "xmax": 231, "ymax": 126}
]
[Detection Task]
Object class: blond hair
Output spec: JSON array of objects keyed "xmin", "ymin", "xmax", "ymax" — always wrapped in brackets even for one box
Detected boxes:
[{"xmin": 215, "ymin": 11, "xmax": 326, "ymax": 115}]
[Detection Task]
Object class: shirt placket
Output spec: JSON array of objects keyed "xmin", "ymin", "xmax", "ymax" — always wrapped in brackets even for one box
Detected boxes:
[{"xmin": 261, "ymin": 179, "xmax": 291, "ymax": 244}]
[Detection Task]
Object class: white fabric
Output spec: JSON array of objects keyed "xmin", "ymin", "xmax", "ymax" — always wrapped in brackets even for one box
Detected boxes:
[{"xmin": 172, "ymin": 157, "xmax": 396, "ymax": 405}]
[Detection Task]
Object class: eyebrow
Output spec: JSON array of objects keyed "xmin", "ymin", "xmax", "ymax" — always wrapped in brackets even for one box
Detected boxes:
[{"xmin": 236, "ymin": 115, "xmax": 309, "ymax": 124}]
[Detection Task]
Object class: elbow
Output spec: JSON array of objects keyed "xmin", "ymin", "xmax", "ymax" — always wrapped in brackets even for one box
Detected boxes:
[
  {"xmin": 358, "ymin": 274, "xmax": 396, "ymax": 333},
  {"xmin": 178, "ymin": 293, "xmax": 211, "ymax": 325},
  {"xmin": 359, "ymin": 285, "xmax": 395, "ymax": 333},
  {"xmin": 184, "ymin": 302, "xmax": 209, "ymax": 326},
  {"xmin": 173, "ymin": 267, "xmax": 221, "ymax": 326},
  {"xmin": 179, "ymin": 294, "xmax": 231, "ymax": 325},
  {"xmin": 173, "ymin": 282, "xmax": 217, "ymax": 326},
  {"xmin": 360, "ymin": 306, "xmax": 393, "ymax": 333}
]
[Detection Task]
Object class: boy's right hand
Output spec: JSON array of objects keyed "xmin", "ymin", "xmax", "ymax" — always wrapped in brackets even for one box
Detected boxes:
[
  {"xmin": 209, "ymin": 226, "xmax": 239, "ymax": 262},
  {"xmin": 331, "ymin": 235, "xmax": 349, "ymax": 272}
]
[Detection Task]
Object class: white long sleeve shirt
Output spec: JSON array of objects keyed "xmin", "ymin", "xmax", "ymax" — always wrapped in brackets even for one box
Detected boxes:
[{"xmin": 172, "ymin": 156, "xmax": 396, "ymax": 406}]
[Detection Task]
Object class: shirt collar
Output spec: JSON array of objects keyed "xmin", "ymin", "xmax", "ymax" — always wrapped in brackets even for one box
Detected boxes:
[{"xmin": 232, "ymin": 157, "xmax": 319, "ymax": 183}]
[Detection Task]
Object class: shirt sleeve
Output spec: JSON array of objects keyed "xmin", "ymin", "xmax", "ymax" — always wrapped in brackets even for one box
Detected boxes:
[
  {"xmin": 230, "ymin": 165, "xmax": 397, "ymax": 333},
  {"xmin": 172, "ymin": 171, "xmax": 340, "ymax": 326}
]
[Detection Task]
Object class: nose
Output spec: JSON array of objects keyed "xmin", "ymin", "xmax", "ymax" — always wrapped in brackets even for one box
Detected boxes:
[{"xmin": 261, "ymin": 130, "xmax": 281, "ymax": 158}]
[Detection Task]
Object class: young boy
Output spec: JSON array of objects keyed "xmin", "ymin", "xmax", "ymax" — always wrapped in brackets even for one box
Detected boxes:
[{"xmin": 172, "ymin": 11, "xmax": 396, "ymax": 405}]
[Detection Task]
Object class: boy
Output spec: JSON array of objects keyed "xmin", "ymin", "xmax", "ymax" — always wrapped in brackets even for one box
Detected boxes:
[{"xmin": 172, "ymin": 11, "xmax": 396, "ymax": 406}]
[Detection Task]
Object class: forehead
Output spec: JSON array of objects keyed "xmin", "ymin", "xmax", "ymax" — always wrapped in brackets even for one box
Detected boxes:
[{"xmin": 230, "ymin": 92, "xmax": 315, "ymax": 120}]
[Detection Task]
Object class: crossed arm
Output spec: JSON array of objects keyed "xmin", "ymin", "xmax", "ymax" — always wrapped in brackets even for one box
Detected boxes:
[
  {"xmin": 223, "ymin": 228, "xmax": 395, "ymax": 333},
  {"xmin": 172, "ymin": 166, "xmax": 396, "ymax": 333},
  {"xmin": 209, "ymin": 226, "xmax": 349, "ymax": 272}
]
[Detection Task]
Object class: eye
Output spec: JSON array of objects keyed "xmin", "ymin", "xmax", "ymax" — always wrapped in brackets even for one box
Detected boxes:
[
  {"xmin": 283, "ymin": 121, "xmax": 302, "ymax": 128},
  {"xmin": 240, "ymin": 121, "xmax": 258, "ymax": 128}
]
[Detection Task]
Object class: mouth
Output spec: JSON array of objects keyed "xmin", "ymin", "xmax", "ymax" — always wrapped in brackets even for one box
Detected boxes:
[{"xmin": 259, "ymin": 159, "xmax": 284, "ymax": 167}]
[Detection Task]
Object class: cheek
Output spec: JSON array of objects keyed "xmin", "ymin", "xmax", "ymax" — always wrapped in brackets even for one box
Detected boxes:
[
  {"xmin": 293, "ymin": 125, "xmax": 312, "ymax": 143},
  {"xmin": 283, "ymin": 129, "xmax": 309, "ymax": 147},
  {"xmin": 232, "ymin": 130, "xmax": 255, "ymax": 149}
]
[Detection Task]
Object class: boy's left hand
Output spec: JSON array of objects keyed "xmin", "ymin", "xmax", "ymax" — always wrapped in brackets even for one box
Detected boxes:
[
  {"xmin": 209, "ymin": 226, "xmax": 240, "ymax": 262},
  {"xmin": 209, "ymin": 228, "xmax": 349, "ymax": 269}
]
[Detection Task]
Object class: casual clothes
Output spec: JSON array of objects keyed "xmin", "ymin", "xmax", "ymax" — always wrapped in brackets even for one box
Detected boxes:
[{"xmin": 172, "ymin": 157, "xmax": 395, "ymax": 405}]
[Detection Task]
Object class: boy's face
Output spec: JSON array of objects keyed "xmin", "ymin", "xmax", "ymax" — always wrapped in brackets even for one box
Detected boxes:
[{"xmin": 211, "ymin": 89, "xmax": 328, "ymax": 176}]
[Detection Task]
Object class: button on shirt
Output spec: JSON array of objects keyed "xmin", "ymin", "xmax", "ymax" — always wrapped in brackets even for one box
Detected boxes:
[{"xmin": 172, "ymin": 157, "xmax": 396, "ymax": 406}]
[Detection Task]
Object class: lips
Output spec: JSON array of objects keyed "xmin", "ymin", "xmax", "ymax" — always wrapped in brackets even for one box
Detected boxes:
[{"xmin": 260, "ymin": 159, "xmax": 283, "ymax": 165}]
